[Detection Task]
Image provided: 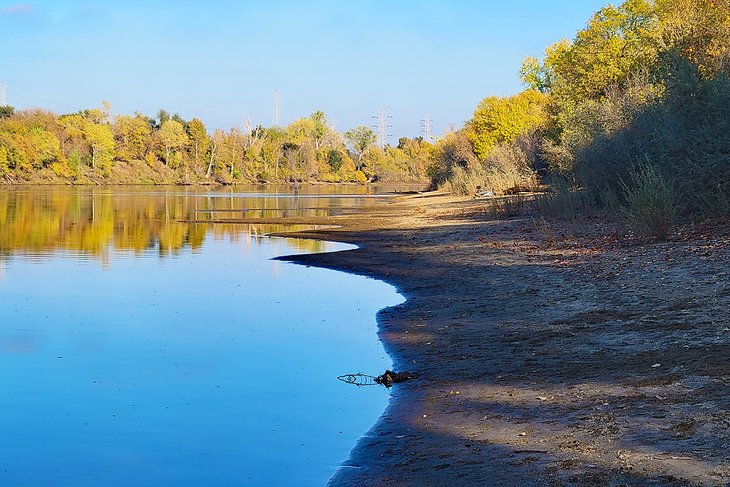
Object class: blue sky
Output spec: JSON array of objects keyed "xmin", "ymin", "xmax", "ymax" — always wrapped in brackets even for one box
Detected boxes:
[{"xmin": 1, "ymin": 1, "xmax": 608, "ymax": 141}]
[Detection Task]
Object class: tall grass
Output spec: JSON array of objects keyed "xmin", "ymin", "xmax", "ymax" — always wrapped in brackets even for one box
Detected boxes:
[
  {"xmin": 534, "ymin": 183, "xmax": 591, "ymax": 221},
  {"xmin": 440, "ymin": 137, "xmax": 540, "ymax": 196}
]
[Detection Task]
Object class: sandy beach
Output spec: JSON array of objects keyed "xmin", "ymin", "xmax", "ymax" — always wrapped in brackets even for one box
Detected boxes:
[{"xmin": 278, "ymin": 193, "xmax": 730, "ymax": 487}]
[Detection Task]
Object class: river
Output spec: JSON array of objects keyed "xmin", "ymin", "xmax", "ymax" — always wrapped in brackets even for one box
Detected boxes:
[{"xmin": 0, "ymin": 185, "xmax": 408, "ymax": 486}]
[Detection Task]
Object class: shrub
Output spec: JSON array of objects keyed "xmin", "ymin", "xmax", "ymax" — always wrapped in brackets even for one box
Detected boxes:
[
  {"xmin": 534, "ymin": 183, "xmax": 591, "ymax": 221},
  {"xmin": 439, "ymin": 135, "xmax": 540, "ymax": 196},
  {"xmin": 621, "ymin": 163, "xmax": 678, "ymax": 240}
]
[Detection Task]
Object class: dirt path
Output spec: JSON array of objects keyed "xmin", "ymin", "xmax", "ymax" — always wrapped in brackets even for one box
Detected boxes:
[{"xmin": 278, "ymin": 193, "xmax": 730, "ymax": 486}]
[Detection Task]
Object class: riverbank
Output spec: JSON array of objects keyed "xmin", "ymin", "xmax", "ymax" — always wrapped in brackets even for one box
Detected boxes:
[{"xmin": 278, "ymin": 193, "xmax": 730, "ymax": 486}]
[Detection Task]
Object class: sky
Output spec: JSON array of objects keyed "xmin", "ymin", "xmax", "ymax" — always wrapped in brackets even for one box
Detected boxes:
[{"xmin": 1, "ymin": 0, "xmax": 608, "ymax": 142}]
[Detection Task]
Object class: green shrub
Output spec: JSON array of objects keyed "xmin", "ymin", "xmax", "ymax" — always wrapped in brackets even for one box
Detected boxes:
[{"xmin": 621, "ymin": 164, "xmax": 678, "ymax": 240}]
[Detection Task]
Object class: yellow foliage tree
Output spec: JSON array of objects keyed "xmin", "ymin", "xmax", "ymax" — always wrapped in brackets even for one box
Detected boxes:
[
  {"xmin": 466, "ymin": 90, "xmax": 547, "ymax": 158},
  {"xmin": 159, "ymin": 120, "xmax": 188, "ymax": 167}
]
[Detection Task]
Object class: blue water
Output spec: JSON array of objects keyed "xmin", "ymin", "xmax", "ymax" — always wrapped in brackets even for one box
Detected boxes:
[{"xmin": 0, "ymin": 187, "xmax": 403, "ymax": 486}]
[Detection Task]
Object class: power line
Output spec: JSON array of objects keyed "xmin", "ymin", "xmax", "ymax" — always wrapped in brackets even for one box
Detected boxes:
[
  {"xmin": 272, "ymin": 90, "xmax": 280, "ymax": 126},
  {"xmin": 7, "ymin": 90, "xmax": 82, "ymax": 111},
  {"xmin": 371, "ymin": 107, "xmax": 392, "ymax": 148}
]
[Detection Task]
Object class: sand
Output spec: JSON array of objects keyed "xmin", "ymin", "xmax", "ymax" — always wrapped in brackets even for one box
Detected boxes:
[{"xmin": 277, "ymin": 193, "xmax": 730, "ymax": 487}]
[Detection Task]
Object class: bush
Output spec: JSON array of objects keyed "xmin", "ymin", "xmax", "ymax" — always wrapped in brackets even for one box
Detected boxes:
[
  {"xmin": 534, "ymin": 183, "xmax": 591, "ymax": 221},
  {"xmin": 566, "ymin": 60, "xmax": 730, "ymax": 218},
  {"xmin": 439, "ymin": 135, "xmax": 540, "ymax": 196},
  {"xmin": 621, "ymin": 163, "xmax": 678, "ymax": 240}
]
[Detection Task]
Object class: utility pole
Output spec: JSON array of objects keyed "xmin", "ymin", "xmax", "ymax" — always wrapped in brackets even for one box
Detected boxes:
[
  {"xmin": 371, "ymin": 107, "xmax": 392, "ymax": 148},
  {"xmin": 0, "ymin": 82, "xmax": 7, "ymax": 106},
  {"xmin": 420, "ymin": 114, "xmax": 432, "ymax": 141},
  {"xmin": 272, "ymin": 90, "xmax": 280, "ymax": 126}
]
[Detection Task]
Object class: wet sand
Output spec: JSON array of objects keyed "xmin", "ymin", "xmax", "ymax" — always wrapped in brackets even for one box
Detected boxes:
[{"xmin": 276, "ymin": 193, "xmax": 730, "ymax": 486}]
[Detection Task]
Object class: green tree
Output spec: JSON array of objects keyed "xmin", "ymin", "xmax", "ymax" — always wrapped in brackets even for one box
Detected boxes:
[
  {"xmin": 344, "ymin": 126, "xmax": 377, "ymax": 166},
  {"xmin": 534, "ymin": 0, "xmax": 658, "ymax": 108},
  {"xmin": 519, "ymin": 57, "xmax": 551, "ymax": 93}
]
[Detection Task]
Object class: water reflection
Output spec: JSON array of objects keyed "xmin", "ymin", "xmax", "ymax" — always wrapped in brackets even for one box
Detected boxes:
[
  {"xmin": 0, "ymin": 185, "xmax": 406, "ymax": 486},
  {"xmin": 0, "ymin": 187, "xmax": 382, "ymax": 260}
]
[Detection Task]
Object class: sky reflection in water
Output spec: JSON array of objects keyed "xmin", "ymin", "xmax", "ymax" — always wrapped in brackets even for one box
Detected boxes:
[{"xmin": 0, "ymin": 187, "xmax": 403, "ymax": 486}]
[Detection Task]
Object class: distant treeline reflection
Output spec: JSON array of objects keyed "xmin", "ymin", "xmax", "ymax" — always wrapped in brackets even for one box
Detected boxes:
[{"xmin": 0, "ymin": 189, "xmax": 328, "ymax": 259}]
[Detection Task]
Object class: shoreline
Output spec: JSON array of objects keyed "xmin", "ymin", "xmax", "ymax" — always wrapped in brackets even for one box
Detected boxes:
[{"xmin": 277, "ymin": 193, "xmax": 730, "ymax": 486}]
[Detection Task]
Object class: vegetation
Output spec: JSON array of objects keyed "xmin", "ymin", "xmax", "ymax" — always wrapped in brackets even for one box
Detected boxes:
[
  {"xmin": 528, "ymin": 0, "xmax": 730, "ymax": 226},
  {"xmin": 430, "ymin": 0, "xmax": 730, "ymax": 238},
  {"xmin": 0, "ymin": 107, "xmax": 433, "ymax": 185},
  {"xmin": 3, "ymin": 0, "xmax": 729, "ymax": 239}
]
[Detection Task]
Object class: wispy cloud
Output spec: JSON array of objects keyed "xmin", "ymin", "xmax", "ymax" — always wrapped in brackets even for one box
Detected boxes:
[{"xmin": 0, "ymin": 3, "xmax": 34, "ymax": 15}]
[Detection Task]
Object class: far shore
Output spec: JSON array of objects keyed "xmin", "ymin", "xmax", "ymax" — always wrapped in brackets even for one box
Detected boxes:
[
  {"xmin": 0, "ymin": 180, "xmax": 427, "ymax": 188},
  {"xmin": 277, "ymin": 193, "xmax": 730, "ymax": 486}
]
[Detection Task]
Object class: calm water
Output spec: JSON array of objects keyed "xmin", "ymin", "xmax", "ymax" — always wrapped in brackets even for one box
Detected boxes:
[{"xmin": 0, "ymin": 186, "xmax": 406, "ymax": 486}]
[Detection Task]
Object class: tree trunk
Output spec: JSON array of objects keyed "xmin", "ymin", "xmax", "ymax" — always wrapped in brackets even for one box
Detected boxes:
[{"xmin": 206, "ymin": 143, "xmax": 217, "ymax": 178}]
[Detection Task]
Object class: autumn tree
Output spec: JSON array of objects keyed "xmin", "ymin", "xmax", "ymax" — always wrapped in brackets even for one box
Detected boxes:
[
  {"xmin": 187, "ymin": 117, "xmax": 209, "ymax": 174},
  {"xmin": 158, "ymin": 119, "xmax": 188, "ymax": 167},
  {"xmin": 466, "ymin": 90, "xmax": 548, "ymax": 158},
  {"xmin": 85, "ymin": 122, "xmax": 115, "ymax": 172},
  {"xmin": 113, "ymin": 114, "xmax": 152, "ymax": 161}
]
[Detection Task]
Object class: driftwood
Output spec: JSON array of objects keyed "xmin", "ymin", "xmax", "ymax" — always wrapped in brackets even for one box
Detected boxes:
[{"xmin": 338, "ymin": 370, "xmax": 417, "ymax": 388}]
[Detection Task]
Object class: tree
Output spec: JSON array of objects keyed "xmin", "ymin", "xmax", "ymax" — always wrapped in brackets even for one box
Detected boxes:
[
  {"xmin": 344, "ymin": 126, "xmax": 377, "ymax": 165},
  {"xmin": 156, "ymin": 109, "xmax": 170, "ymax": 128},
  {"xmin": 85, "ymin": 122, "xmax": 115, "ymax": 172},
  {"xmin": 655, "ymin": 0, "xmax": 730, "ymax": 76},
  {"xmin": 158, "ymin": 120, "xmax": 188, "ymax": 166},
  {"xmin": 113, "ymin": 114, "xmax": 152, "ymax": 161},
  {"xmin": 310, "ymin": 110, "xmax": 328, "ymax": 149},
  {"xmin": 466, "ymin": 90, "xmax": 548, "ymax": 158},
  {"xmin": 519, "ymin": 57, "xmax": 551, "ymax": 93},
  {"xmin": 533, "ymin": 0, "xmax": 658, "ymax": 108},
  {"xmin": 207, "ymin": 129, "xmax": 225, "ymax": 178},
  {"xmin": 187, "ymin": 118, "xmax": 209, "ymax": 173}
]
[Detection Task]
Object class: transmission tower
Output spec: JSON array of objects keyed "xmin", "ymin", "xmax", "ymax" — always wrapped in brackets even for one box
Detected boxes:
[
  {"xmin": 272, "ymin": 90, "xmax": 280, "ymax": 126},
  {"xmin": 0, "ymin": 82, "xmax": 7, "ymax": 107},
  {"xmin": 372, "ymin": 107, "xmax": 392, "ymax": 148},
  {"xmin": 420, "ymin": 114, "xmax": 432, "ymax": 141}
]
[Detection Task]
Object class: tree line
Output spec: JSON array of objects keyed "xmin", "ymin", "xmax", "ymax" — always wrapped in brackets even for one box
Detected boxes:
[{"xmin": 0, "ymin": 104, "xmax": 434, "ymax": 185}]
